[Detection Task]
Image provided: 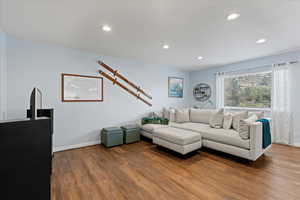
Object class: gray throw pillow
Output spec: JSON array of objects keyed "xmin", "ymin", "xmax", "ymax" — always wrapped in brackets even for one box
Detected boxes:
[
  {"xmin": 223, "ymin": 114, "xmax": 233, "ymax": 129},
  {"xmin": 209, "ymin": 109, "xmax": 224, "ymax": 128},
  {"xmin": 232, "ymin": 111, "xmax": 248, "ymax": 131}
]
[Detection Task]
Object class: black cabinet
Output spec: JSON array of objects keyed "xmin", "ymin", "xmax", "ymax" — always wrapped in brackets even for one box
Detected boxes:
[
  {"xmin": 0, "ymin": 117, "xmax": 52, "ymax": 200},
  {"xmin": 27, "ymin": 108, "xmax": 54, "ymax": 134}
]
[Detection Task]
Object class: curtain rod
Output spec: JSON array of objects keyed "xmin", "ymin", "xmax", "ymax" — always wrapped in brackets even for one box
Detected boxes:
[{"xmin": 214, "ymin": 60, "xmax": 299, "ymax": 75}]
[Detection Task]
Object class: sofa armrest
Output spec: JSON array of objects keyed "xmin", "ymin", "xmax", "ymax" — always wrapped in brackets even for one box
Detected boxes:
[{"xmin": 249, "ymin": 122, "xmax": 263, "ymax": 161}]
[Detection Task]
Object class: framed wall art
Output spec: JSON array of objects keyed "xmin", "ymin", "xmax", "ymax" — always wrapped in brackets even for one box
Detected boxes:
[
  {"xmin": 168, "ymin": 77, "xmax": 184, "ymax": 98},
  {"xmin": 61, "ymin": 73, "xmax": 103, "ymax": 102}
]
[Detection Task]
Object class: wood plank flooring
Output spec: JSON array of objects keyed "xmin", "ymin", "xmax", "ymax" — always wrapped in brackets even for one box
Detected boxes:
[{"xmin": 51, "ymin": 141, "xmax": 300, "ymax": 200}]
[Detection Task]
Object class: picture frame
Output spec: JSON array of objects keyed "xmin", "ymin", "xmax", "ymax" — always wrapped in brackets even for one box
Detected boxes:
[
  {"xmin": 61, "ymin": 73, "xmax": 103, "ymax": 102},
  {"xmin": 168, "ymin": 77, "xmax": 184, "ymax": 98}
]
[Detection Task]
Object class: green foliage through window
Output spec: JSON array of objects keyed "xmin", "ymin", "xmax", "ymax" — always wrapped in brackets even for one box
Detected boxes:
[{"xmin": 224, "ymin": 72, "xmax": 272, "ymax": 108}]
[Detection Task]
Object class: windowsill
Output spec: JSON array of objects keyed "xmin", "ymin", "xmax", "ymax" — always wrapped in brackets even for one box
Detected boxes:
[{"xmin": 224, "ymin": 106, "xmax": 271, "ymax": 112}]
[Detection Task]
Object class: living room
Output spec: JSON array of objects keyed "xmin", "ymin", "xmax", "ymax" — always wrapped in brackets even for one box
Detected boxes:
[{"xmin": 1, "ymin": 0, "xmax": 300, "ymax": 199}]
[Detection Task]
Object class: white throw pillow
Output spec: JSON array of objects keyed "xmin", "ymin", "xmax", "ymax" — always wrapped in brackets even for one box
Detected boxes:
[
  {"xmin": 163, "ymin": 108, "xmax": 176, "ymax": 122},
  {"xmin": 223, "ymin": 114, "xmax": 233, "ymax": 129},
  {"xmin": 175, "ymin": 109, "xmax": 190, "ymax": 123},
  {"xmin": 239, "ymin": 114, "xmax": 258, "ymax": 139},
  {"xmin": 163, "ymin": 107, "xmax": 170, "ymax": 119},
  {"xmin": 152, "ymin": 111, "xmax": 163, "ymax": 118},
  {"xmin": 209, "ymin": 109, "xmax": 224, "ymax": 128},
  {"xmin": 248, "ymin": 111, "xmax": 264, "ymax": 120},
  {"xmin": 190, "ymin": 108, "xmax": 217, "ymax": 124},
  {"xmin": 169, "ymin": 109, "xmax": 176, "ymax": 122},
  {"xmin": 232, "ymin": 111, "xmax": 248, "ymax": 131}
]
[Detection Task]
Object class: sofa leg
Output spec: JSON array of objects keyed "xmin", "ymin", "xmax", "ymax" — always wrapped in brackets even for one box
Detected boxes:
[
  {"xmin": 156, "ymin": 145, "xmax": 199, "ymax": 159},
  {"xmin": 181, "ymin": 151, "xmax": 199, "ymax": 159},
  {"xmin": 140, "ymin": 135, "xmax": 153, "ymax": 143}
]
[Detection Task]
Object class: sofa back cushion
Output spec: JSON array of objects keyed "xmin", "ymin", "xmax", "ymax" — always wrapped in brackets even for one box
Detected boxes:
[
  {"xmin": 163, "ymin": 108, "xmax": 176, "ymax": 122},
  {"xmin": 190, "ymin": 109, "xmax": 217, "ymax": 124},
  {"xmin": 152, "ymin": 111, "xmax": 163, "ymax": 118},
  {"xmin": 175, "ymin": 108, "xmax": 190, "ymax": 123}
]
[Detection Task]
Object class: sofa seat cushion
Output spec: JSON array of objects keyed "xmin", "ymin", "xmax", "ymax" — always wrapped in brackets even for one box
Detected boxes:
[
  {"xmin": 170, "ymin": 122, "xmax": 250, "ymax": 149},
  {"xmin": 170, "ymin": 122, "xmax": 211, "ymax": 132},
  {"xmin": 153, "ymin": 127, "xmax": 201, "ymax": 146},
  {"xmin": 201, "ymin": 128, "xmax": 250, "ymax": 150},
  {"xmin": 141, "ymin": 124, "xmax": 169, "ymax": 133}
]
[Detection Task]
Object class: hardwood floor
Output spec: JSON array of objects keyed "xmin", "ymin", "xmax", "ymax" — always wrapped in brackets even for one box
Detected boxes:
[{"xmin": 51, "ymin": 141, "xmax": 300, "ymax": 200}]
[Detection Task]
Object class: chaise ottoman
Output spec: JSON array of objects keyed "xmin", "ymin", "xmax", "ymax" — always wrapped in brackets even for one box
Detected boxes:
[{"xmin": 153, "ymin": 127, "xmax": 202, "ymax": 155}]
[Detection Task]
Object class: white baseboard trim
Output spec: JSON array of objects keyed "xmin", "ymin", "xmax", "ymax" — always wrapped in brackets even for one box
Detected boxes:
[
  {"xmin": 294, "ymin": 143, "xmax": 300, "ymax": 148},
  {"xmin": 54, "ymin": 141, "xmax": 100, "ymax": 152}
]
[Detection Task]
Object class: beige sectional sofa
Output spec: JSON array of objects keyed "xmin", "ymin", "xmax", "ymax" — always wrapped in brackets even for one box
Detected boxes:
[{"xmin": 141, "ymin": 108, "xmax": 271, "ymax": 161}]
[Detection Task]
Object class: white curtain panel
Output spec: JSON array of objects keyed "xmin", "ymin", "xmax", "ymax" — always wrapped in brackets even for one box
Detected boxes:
[
  {"xmin": 290, "ymin": 62, "xmax": 300, "ymax": 146},
  {"xmin": 271, "ymin": 64, "xmax": 294, "ymax": 145},
  {"xmin": 216, "ymin": 72, "xmax": 225, "ymax": 109}
]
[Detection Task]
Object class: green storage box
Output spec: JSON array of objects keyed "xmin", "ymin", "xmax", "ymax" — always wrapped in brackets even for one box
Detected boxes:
[
  {"xmin": 101, "ymin": 127, "xmax": 123, "ymax": 147},
  {"xmin": 121, "ymin": 125, "xmax": 140, "ymax": 144}
]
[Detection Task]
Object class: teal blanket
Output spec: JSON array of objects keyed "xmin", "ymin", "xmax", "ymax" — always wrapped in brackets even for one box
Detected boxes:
[{"xmin": 257, "ymin": 119, "xmax": 271, "ymax": 149}]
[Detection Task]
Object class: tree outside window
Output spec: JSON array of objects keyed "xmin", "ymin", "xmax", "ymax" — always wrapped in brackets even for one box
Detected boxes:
[{"xmin": 224, "ymin": 72, "xmax": 272, "ymax": 108}]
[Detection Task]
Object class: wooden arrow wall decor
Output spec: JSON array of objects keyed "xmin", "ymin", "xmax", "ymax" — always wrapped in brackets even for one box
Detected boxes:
[{"xmin": 98, "ymin": 61, "xmax": 152, "ymax": 107}]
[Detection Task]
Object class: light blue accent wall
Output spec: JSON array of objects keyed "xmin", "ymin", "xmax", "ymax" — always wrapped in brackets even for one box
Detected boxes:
[
  {"xmin": 189, "ymin": 51, "xmax": 300, "ymax": 108},
  {"xmin": 6, "ymin": 36, "xmax": 190, "ymax": 149}
]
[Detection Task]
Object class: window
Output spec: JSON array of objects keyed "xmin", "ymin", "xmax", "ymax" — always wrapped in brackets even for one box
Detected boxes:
[{"xmin": 224, "ymin": 72, "xmax": 272, "ymax": 109}]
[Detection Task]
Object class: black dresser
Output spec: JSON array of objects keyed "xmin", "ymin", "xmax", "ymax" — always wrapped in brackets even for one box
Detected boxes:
[{"xmin": 0, "ymin": 110, "xmax": 53, "ymax": 200}]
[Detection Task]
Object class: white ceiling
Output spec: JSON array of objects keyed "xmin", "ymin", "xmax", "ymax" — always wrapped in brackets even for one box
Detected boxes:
[{"xmin": 1, "ymin": 0, "xmax": 300, "ymax": 70}]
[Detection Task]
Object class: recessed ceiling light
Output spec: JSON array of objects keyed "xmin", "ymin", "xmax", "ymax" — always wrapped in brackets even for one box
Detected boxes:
[
  {"xmin": 102, "ymin": 25, "xmax": 112, "ymax": 32},
  {"xmin": 227, "ymin": 13, "xmax": 240, "ymax": 21},
  {"xmin": 163, "ymin": 44, "xmax": 169, "ymax": 49},
  {"xmin": 256, "ymin": 38, "xmax": 267, "ymax": 44},
  {"xmin": 197, "ymin": 56, "xmax": 204, "ymax": 60}
]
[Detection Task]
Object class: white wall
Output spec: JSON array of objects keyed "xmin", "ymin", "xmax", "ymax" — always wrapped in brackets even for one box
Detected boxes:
[
  {"xmin": 0, "ymin": 30, "xmax": 7, "ymax": 120},
  {"xmin": 6, "ymin": 36, "xmax": 190, "ymax": 150}
]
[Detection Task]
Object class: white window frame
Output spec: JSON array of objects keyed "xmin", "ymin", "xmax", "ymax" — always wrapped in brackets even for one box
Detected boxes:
[{"xmin": 223, "ymin": 70, "xmax": 272, "ymax": 111}]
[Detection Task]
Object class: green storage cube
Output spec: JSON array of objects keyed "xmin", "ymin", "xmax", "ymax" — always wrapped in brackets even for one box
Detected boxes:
[
  {"xmin": 101, "ymin": 127, "xmax": 123, "ymax": 147},
  {"xmin": 121, "ymin": 125, "xmax": 140, "ymax": 144}
]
